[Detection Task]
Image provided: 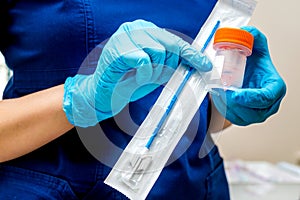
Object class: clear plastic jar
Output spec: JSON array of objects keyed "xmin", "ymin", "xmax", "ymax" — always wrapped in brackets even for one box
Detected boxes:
[{"xmin": 212, "ymin": 27, "xmax": 254, "ymax": 90}]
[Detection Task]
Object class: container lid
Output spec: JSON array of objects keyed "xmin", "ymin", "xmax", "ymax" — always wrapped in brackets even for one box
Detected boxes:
[{"xmin": 213, "ymin": 27, "xmax": 254, "ymax": 51}]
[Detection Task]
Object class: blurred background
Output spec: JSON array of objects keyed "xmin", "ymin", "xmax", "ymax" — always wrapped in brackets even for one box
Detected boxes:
[
  {"xmin": 0, "ymin": 0, "xmax": 299, "ymax": 199},
  {"xmin": 215, "ymin": 0, "xmax": 299, "ymax": 165},
  {"xmin": 215, "ymin": 0, "xmax": 300, "ymax": 199}
]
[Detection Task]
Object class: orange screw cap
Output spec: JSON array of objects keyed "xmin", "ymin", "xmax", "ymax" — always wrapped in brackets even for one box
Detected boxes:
[{"xmin": 213, "ymin": 27, "xmax": 254, "ymax": 51}]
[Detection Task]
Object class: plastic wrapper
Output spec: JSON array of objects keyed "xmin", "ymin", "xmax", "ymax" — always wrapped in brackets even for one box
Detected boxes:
[{"xmin": 105, "ymin": 0, "xmax": 257, "ymax": 199}]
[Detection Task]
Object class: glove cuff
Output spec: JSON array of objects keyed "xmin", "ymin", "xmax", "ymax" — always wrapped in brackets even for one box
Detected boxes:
[
  {"xmin": 63, "ymin": 77, "xmax": 77, "ymax": 126},
  {"xmin": 63, "ymin": 75, "xmax": 111, "ymax": 127}
]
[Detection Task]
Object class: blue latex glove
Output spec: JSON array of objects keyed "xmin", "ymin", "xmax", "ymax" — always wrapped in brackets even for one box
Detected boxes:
[
  {"xmin": 211, "ymin": 26, "xmax": 286, "ymax": 126},
  {"xmin": 63, "ymin": 19, "xmax": 212, "ymax": 127}
]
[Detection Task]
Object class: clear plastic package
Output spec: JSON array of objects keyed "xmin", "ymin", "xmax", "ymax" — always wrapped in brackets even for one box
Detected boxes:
[{"xmin": 104, "ymin": 0, "xmax": 257, "ymax": 199}]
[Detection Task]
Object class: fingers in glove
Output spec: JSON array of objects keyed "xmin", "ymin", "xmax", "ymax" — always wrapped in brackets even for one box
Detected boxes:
[{"xmin": 232, "ymin": 78, "xmax": 286, "ymax": 109}]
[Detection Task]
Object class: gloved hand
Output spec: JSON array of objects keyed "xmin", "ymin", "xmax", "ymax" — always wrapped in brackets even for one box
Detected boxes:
[
  {"xmin": 211, "ymin": 26, "xmax": 286, "ymax": 126},
  {"xmin": 63, "ymin": 19, "xmax": 212, "ymax": 127}
]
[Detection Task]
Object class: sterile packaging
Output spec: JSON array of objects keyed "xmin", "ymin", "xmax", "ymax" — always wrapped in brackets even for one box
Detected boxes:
[{"xmin": 105, "ymin": 0, "xmax": 257, "ymax": 199}]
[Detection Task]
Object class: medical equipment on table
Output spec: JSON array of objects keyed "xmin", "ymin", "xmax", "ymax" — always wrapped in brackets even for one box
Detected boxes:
[{"xmin": 105, "ymin": 0, "xmax": 257, "ymax": 199}]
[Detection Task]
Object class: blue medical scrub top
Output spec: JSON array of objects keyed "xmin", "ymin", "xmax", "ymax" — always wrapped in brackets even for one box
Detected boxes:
[{"xmin": 0, "ymin": 0, "xmax": 229, "ymax": 199}]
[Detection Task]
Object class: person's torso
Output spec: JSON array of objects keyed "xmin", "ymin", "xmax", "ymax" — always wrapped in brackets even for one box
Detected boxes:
[
  {"xmin": 0, "ymin": 1, "xmax": 226, "ymax": 199},
  {"xmin": 1, "ymin": 0, "xmax": 216, "ymax": 98}
]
